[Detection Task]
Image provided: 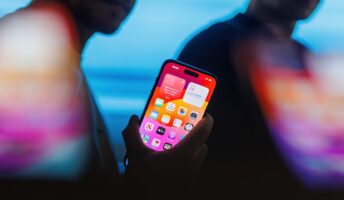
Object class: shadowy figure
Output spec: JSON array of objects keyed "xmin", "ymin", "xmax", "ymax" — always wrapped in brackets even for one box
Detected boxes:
[
  {"xmin": 179, "ymin": 0, "xmax": 323, "ymax": 199},
  {"xmin": 0, "ymin": 0, "xmax": 213, "ymax": 199}
]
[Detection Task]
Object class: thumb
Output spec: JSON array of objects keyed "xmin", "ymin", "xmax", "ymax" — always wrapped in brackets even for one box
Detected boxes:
[
  {"xmin": 192, "ymin": 144, "xmax": 208, "ymax": 174},
  {"xmin": 174, "ymin": 113, "xmax": 213, "ymax": 156}
]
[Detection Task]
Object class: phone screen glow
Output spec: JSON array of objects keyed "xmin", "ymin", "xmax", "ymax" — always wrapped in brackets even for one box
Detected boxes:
[{"xmin": 139, "ymin": 61, "xmax": 216, "ymax": 151}]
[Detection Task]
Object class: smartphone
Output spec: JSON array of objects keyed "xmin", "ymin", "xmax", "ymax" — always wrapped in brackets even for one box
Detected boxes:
[{"xmin": 139, "ymin": 60, "xmax": 217, "ymax": 151}]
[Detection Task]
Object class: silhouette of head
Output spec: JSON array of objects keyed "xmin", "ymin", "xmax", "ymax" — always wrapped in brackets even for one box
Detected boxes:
[
  {"xmin": 255, "ymin": 0, "xmax": 321, "ymax": 20},
  {"xmin": 57, "ymin": 0, "xmax": 136, "ymax": 34}
]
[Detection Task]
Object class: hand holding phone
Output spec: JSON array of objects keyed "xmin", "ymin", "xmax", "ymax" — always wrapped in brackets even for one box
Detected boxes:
[
  {"xmin": 122, "ymin": 114, "xmax": 214, "ymax": 199},
  {"xmin": 139, "ymin": 60, "xmax": 217, "ymax": 151},
  {"xmin": 122, "ymin": 60, "xmax": 216, "ymax": 198}
]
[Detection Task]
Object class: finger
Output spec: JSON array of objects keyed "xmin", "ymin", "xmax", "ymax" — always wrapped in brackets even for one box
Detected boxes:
[
  {"xmin": 122, "ymin": 115, "xmax": 151, "ymax": 156},
  {"xmin": 173, "ymin": 113, "xmax": 214, "ymax": 155},
  {"xmin": 122, "ymin": 115, "xmax": 140, "ymax": 149},
  {"xmin": 192, "ymin": 144, "xmax": 208, "ymax": 174}
]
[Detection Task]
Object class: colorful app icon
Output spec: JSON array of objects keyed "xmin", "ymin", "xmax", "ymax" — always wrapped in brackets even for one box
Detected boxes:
[
  {"xmin": 173, "ymin": 119, "xmax": 182, "ymax": 128},
  {"xmin": 144, "ymin": 122, "xmax": 154, "ymax": 132},
  {"xmin": 190, "ymin": 111, "xmax": 198, "ymax": 120},
  {"xmin": 166, "ymin": 102, "xmax": 176, "ymax": 112},
  {"xmin": 161, "ymin": 114, "xmax": 171, "ymax": 124},
  {"xmin": 183, "ymin": 82, "xmax": 209, "ymax": 108},
  {"xmin": 156, "ymin": 127, "xmax": 166, "ymax": 135},
  {"xmin": 150, "ymin": 110, "xmax": 159, "ymax": 120},
  {"xmin": 142, "ymin": 134, "xmax": 150, "ymax": 144},
  {"xmin": 160, "ymin": 74, "xmax": 186, "ymax": 98},
  {"xmin": 168, "ymin": 131, "xmax": 177, "ymax": 140},
  {"xmin": 151, "ymin": 138, "xmax": 161, "ymax": 148},
  {"xmin": 163, "ymin": 143, "xmax": 173, "ymax": 150},
  {"xmin": 154, "ymin": 98, "xmax": 164, "ymax": 108},
  {"xmin": 178, "ymin": 106, "xmax": 187, "ymax": 116},
  {"xmin": 184, "ymin": 123, "xmax": 194, "ymax": 132}
]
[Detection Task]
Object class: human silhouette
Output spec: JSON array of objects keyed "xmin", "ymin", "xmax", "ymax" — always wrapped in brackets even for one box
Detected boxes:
[
  {"xmin": 179, "ymin": 0, "xmax": 323, "ymax": 199},
  {"xmin": 0, "ymin": 0, "xmax": 213, "ymax": 199}
]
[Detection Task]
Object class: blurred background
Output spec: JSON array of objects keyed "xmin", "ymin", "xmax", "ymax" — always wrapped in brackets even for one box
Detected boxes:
[{"xmin": 1, "ymin": 0, "xmax": 343, "ymax": 172}]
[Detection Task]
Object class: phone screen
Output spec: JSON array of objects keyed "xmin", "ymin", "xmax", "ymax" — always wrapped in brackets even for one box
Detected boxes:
[{"xmin": 139, "ymin": 60, "xmax": 216, "ymax": 151}]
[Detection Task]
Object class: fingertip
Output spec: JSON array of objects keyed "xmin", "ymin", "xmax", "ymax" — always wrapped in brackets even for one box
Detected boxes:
[
  {"xmin": 197, "ymin": 113, "xmax": 213, "ymax": 133},
  {"xmin": 129, "ymin": 115, "xmax": 140, "ymax": 124},
  {"xmin": 123, "ymin": 115, "xmax": 140, "ymax": 138},
  {"xmin": 174, "ymin": 116, "xmax": 212, "ymax": 155},
  {"xmin": 127, "ymin": 115, "xmax": 140, "ymax": 129},
  {"xmin": 204, "ymin": 113, "xmax": 214, "ymax": 125}
]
